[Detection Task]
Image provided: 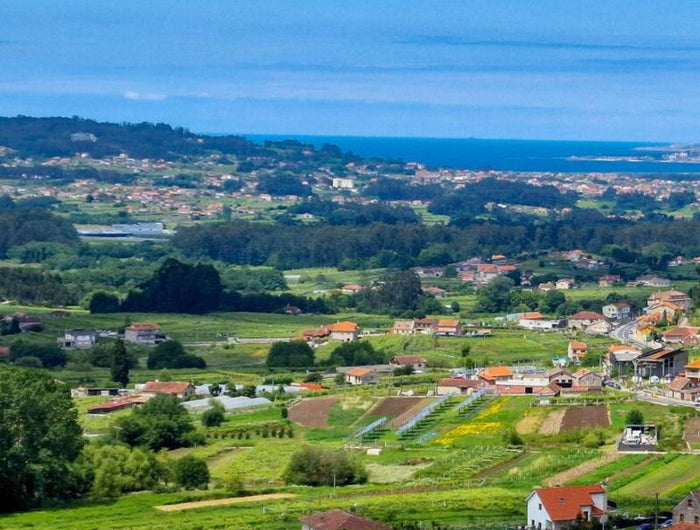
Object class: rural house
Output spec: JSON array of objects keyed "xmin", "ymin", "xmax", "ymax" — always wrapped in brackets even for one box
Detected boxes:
[
  {"xmin": 344, "ymin": 367, "xmax": 382, "ymax": 385},
  {"xmin": 391, "ymin": 320, "xmax": 415, "ymax": 335},
  {"xmin": 648, "ymin": 290, "xmax": 692, "ymax": 313},
  {"xmin": 479, "ymin": 366, "xmax": 514, "ymax": 384},
  {"xmin": 526, "ymin": 484, "xmax": 607, "ymax": 530},
  {"xmin": 389, "ymin": 355, "xmax": 426, "ymax": 372},
  {"xmin": 436, "ymin": 377, "xmax": 482, "ymax": 396},
  {"xmin": 413, "ymin": 318, "xmax": 438, "ymax": 334},
  {"xmin": 572, "ymin": 369, "xmax": 603, "ymax": 389},
  {"xmin": 636, "ymin": 347, "xmax": 688, "ymax": 379},
  {"xmin": 124, "ymin": 323, "xmax": 167, "ymax": 345},
  {"xmin": 62, "ymin": 329, "xmax": 97, "ymax": 349},
  {"xmin": 602, "ymin": 302, "xmax": 631, "ymax": 320},
  {"xmin": 605, "ymin": 344, "xmax": 643, "ymax": 376},
  {"xmin": 300, "ymin": 509, "xmax": 389, "ymax": 530},
  {"xmin": 663, "ymin": 327, "xmax": 700, "ymax": 347},
  {"xmin": 567, "ymin": 311, "xmax": 607, "ymax": 331},
  {"xmin": 567, "ymin": 341, "xmax": 588, "ymax": 364},
  {"xmin": 140, "ymin": 381, "xmax": 195, "ymax": 399},
  {"xmin": 327, "ymin": 321, "xmax": 360, "ymax": 342},
  {"xmin": 435, "ymin": 319, "xmax": 461, "ymax": 336},
  {"xmin": 597, "ymin": 274, "xmax": 621, "ymax": 287},
  {"xmin": 546, "ymin": 368, "xmax": 574, "ymax": 388},
  {"xmin": 672, "ymin": 492, "xmax": 700, "ymax": 526}
]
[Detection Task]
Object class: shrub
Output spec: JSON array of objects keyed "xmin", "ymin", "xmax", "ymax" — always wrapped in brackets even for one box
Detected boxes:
[
  {"xmin": 201, "ymin": 401, "xmax": 225, "ymax": 427},
  {"xmin": 626, "ymin": 409, "xmax": 644, "ymax": 425},
  {"xmin": 284, "ymin": 446, "xmax": 367, "ymax": 487},
  {"xmin": 173, "ymin": 455, "xmax": 210, "ymax": 490}
]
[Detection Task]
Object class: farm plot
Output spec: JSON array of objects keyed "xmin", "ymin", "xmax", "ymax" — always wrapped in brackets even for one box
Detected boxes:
[
  {"xmin": 560, "ymin": 406, "xmax": 609, "ymax": 433},
  {"xmin": 368, "ymin": 397, "xmax": 428, "ymax": 428},
  {"xmin": 613, "ymin": 454, "xmax": 700, "ymax": 498},
  {"xmin": 538, "ymin": 409, "xmax": 566, "ymax": 435},
  {"xmin": 684, "ymin": 417, "xmax": 700, "ymax": 448},
  {"xmin": 288, "ymin": 398, "xmax": 338, "ymax": 428}
]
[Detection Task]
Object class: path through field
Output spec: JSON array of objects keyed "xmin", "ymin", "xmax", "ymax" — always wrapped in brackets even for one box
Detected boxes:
[
  {"xmin": 543, "ymin": 452, "xmax": 621, "ymax": 487},
  {"xmin": 155, "ymin": 493, "xmax": 297, "ymax": 512}
]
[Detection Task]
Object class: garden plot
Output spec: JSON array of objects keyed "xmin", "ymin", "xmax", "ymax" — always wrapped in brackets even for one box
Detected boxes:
[
  {"xmin": 538, "ymin": 409, "xmax": 566, "ymax": 435},
  {"xmin": 684, "ymin": 417, "xmax": 700, "ymax": 447},
  {"xmin": 288, "ymin": 398, "xmax": 338, "ymax": 428},
  {"xmin": 560, "ymin": 405, "xmax": 609, "ymax": 433},
  {"xmin": 368, "ymin": 397, "xmax": 428, "ymax": 428}
]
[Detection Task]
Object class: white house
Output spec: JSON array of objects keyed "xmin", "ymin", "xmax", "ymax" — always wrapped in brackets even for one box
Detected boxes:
[
  {"xmin": 602, "ymin": 302, "xmax": 631, "ymax": 320},
  {"xmin": 327, "ymin": 321, "xmax": 359, "ymax": 342},
  {"xmin": 526, "ymin": 484, "xmax": 607, "ymax": 530},
  {"xmin": 62, "ymin": 329, "xmax": 97, "ymax": 349},
  {"xmin": 124, "ymin": 323, "xmax": 167, "ymax": 345}
]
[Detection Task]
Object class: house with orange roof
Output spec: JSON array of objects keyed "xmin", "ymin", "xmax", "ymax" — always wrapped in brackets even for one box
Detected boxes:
[
  {"xmin": 567, "ymin": 311, "xmax": 607, "ymax": 331},
  {"xmin": 124, "ymin": 323, "xmax": 167, "ymax": 345},
  {"xmin": 647, "ymin": 301, "xmax": 684, "ymax": 320},
  {"xmin": 340, "ymin": 283, "xmax": 364, "ymax": 294},
  {"xmin": 526, "ymin": 484, "xmax": 608, "ymax": 530},
  {"xmin": 685, "ymin": 359, "xmax": 700, "ymax": 383},
  {"xmin": 648, "ymin": 290, "xmax": 692, "ymax": 312},
  {"xmin": 479, "ymin": 366, "xmax": 514, "ymax": 384},
  {"xmin": 344, "ymin": 367, "xmax": 381, "ymax": 385},
  {"xmin": 636, "ymin": 347, "xmax": 688, "ymax": 379},
  {"xmin": 567, "ymin": 341, "xmax": 588, "ymax": 364},
  {"xmin": 663, "ymin": 327, "xmax": 700, "ymax": 347},
  {"xmin": 140, "ymin": 381, "xmax": 195, "ymax": 399},
  {"xmin": 327, "ymin": 321, "xmax": 359, "ymax": 342},
  {"xmin": 436, "ymin": 319, "xmax": 461, "ymax": 336}
]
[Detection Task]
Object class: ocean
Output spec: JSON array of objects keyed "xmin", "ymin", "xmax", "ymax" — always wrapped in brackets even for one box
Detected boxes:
[{"xmin": 246, "ymin": 135, "xmax": 700, "ymax": 174}]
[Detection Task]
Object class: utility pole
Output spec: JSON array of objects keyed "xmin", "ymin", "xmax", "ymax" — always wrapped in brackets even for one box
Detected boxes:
[{"xmin": 655, "ymin": 491, "xmax": 659, "ymax": 529}]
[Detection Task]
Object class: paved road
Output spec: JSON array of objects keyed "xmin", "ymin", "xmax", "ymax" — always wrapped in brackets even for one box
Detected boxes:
[{"xmin": 636, "ymin": 389, "xmax": 699, "ymax": 408}]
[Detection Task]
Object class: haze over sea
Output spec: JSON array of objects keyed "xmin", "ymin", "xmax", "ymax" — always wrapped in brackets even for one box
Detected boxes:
[{"xmin": 247, "ymin": 135, "xmax": 700, "ymax": 174}]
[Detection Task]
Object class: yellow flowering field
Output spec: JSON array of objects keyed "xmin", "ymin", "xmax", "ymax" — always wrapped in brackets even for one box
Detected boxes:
[{"xmin": 436, "ymin": 421, "xmax": 503, "ymax": 445}]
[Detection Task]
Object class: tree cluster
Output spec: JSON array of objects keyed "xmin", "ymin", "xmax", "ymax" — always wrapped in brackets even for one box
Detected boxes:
[{"xmin": 283, "ymin": 446, "xmax": 368, "ymax": 487}]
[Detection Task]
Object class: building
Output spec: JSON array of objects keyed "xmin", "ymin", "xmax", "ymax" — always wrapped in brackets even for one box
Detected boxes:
[
  {"xmin": 479, "ymin": 366, "xmax": 514, "ymax": 384},
  {"xmin": 672, "ymin": 492, "xmax": 700, "ymax": 526},
  {"xmin": 88, "ymin": 395, "xmax": 149, "ymax": 414},
  {"xmin": 413, "ymin": 318, "xmax": 438, "ymax": 334},
  {"xmin": 436, "ymin": 319, "xmax": 461, "ymax": 336},
  {"xmin": 568, "ymin": 311, "xmax": 607, "ymax": 331},
  {"xmin": 602, "ymin": 302, "xmax": 631, "ymax": 320},
  {"xmin": 605, "ymin": 344, "xmax": 643, "ymax": 376},
  {"xmin": 413, "ymin": 267, "xmax": 443, "ymax": 279},
  {"xmin": 436, "ymin": 377, "xmax": 482, "ymax": 395},
  {"xmin": 391, "ymin": 320, "xmax": 415, "ymax": 335},
  {"xmin": 340, "ymin": 283, "xmax": 364, "ymax": 294},
  {"xmin": 686, "ymin": 359, "xmax": 700, "ymax": 384},
  {"xmin": 668, "ymin": 377, "xmax": 700, "ymax": 402},
  {"xmin": 302, "ymin": 327, "xmax": 330, "ymax": 343},
  {"xmin": 422, "ymin": 286, "xmax": 447, "ymax": 298},
  {"xmin": 648, "ymin": 290, "xmax": 692, "ymax": 313},
  {"xmin": 327, "ymin": 321, "xmax": 359, "ymax": 342},
  {"xmin": 124, "ymin": 323, "xmax": 166, "ymax": 345},
  {"xmin": 140, "ymin": 381, "xmax": 196, "ymax": 399},
  {"xmin": 572, "ymin": 369, "xmax": 603, "ymax": 389},
  {"xmin": 636, "ymin": 347, "xmax": 688, "ymax": 379},
  {"xmin": 567, "ymin": 341, "xmax": 588, "ymax": 364},
  {"xmin": 555, "ymin": 278, "xmax": 575, "ymax": 290},
  {"xmin": 62, "ymin": 329, "xmax": 97, "ymax": 349},
  {"xmin": 663, "ymin": 327, "xmax": 700, "ymax": 347},
  {"xmin": 526, "ymin": 484, "xmax": 607, "ymax": 530},
  {"xmin": 389, "ymin": 355, "xmax": 426, "ymax": 372},
  {"xmin": 546, "ymin": 368, "xmax": 574, "ymax": 388},
  {"xmin": 345, "ymin": 367, "xmax": 382, "ymax": 385},
  {"xmin": 598, "ymin": 275, "xmax": 621, "ymax": 287},
  {"xmin": 331, "ymin": 177, "xmax": 355, "ymax": 190},
  {"xmin": 300, "ymin": 509, "xmax": 389, "ymax": 530}
]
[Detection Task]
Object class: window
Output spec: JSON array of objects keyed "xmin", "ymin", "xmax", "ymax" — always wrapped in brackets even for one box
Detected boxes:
[
  {"xmin": 539, "ymin": 503, "xmax": 542, "ymax": 511},
  {"xmin": 680, "ymin": 513, "xmax": 685, "ymax": 522},
  {"xmin": 688, "ymin": 498, "xmax": 693, "ymax": 507},
  {"xmin": 695, "ymin": 516, "xmax": 699, "ymax": 525}
]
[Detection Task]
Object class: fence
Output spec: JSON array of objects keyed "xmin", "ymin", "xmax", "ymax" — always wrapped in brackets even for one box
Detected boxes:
[
  {"xmin": 352, "ymin": 416, "xmax": 387, "ymax": 439},
  {"xmin": 396, "ymin": 393, "xmax": 451, "ymax": 435}
]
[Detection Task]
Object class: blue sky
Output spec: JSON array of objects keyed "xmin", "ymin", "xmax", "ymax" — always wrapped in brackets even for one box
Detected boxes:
[{"xmin": 1, "ymin": 0, "xmax": 700, "ymax": 140}]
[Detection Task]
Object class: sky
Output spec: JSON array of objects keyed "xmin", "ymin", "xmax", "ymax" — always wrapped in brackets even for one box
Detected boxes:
[{"xmin": 1, "ymin": 0, "xmax": 700, "ymax": 141}]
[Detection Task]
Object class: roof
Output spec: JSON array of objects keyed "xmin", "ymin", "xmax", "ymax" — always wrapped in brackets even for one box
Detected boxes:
[
  {"xmin": 668, "ymin": 524, "xmax": 700, "ymax": 530},
  {"xmin": 391, "ymin": 355, "xmax": 426, "ymax": 364},
  {"xmin": 437, "ymin": 319, "xmax": 460, "ymax": 327},
  {"xmin": 570, "ymin": 311, "xmax": 605, "ymax": 321},
  {"xmin": 300, "ymin": 509, "xmax": 389, "ymax": 530},
  {"xmin": 664, "ymin": 327, "xmax": 699, "ymax": 339},
  {"xmin": 126, "ymin": 323, "xmax": 161, "ymax": 331},
  {"xmin": 532, "ymin": 484, "xmax": 606, "ymax": 522},
  {"xmin": 670, "ymin": 377, "xmax": 693, "ymax": 391},
  {"xmin": 569, "ymin": 341, "xmax": 588, "ymax": 349},
  {"xmin": 520, "ymin": 312, "xmax": 543, "ymax": 320},
  {"xmin": 392, "ymin": 320, "xmax": 414, "ymax": 330},
  {"xmin": 141, "ymin": 381, "xmax": 193, "ymax": 394},
  {"xmin": 641, "ymin": 348, "xmax": 682, "ymax": 361},
  {"xmin": 328, "ymin": 321, "xmax": 359, "ymax": 332},
  {"xmin": 346, "ymin": 367, "xmax": 373, "ymax": 377},
  {"xmin": 438, "ymin": 377, "xmax": 481, "ymax": 388},
  {"xmin": 687, "ymin": 359, "xmax": 700, "ymax": 369},
  {"xmin": 480, "ymin": 366, "xmax": 514, "ymax": 380},
  {"xmin": 572, "ymin": 369, "xmax": 601, "ymax": 379},
  {"xmin": 650, "ymin": 290, "xmax": 689, "ymax": 299},
  {"xmin": 608, "ymin": 344, "xmax": 642, "ymax": 353}
]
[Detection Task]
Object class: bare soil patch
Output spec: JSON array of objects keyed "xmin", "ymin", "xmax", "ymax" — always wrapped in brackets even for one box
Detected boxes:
[
  {"xmin": 539, "ymin": 409, "xmax": 566, "ymax": 435},
  {"xmin": 288, "ymin": 398, "xmax": 338, "ymax": 428},
  {"xmin": 370, "ymin": 397, "xmax": 424, "ymax": 417},
  {"xmin": 155, "ymin": 493, "xmax": 296, "ymax": 512},
  {"xmin": 386, "ymin": 398, "xmax": 433, "ymax": 428},
  {"xmin": 684, "ymin": 417, "xmax": 700, "ymax": 444},
  {"xmin": 560, "ymin": 405, "xmax": 610, "ymax": 433}
]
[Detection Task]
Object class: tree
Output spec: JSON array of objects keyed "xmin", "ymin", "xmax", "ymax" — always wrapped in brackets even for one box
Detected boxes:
[
  {"xmin": 283, "ymin": 446, "xmax": 367, "ymax": 487},
  {"xmin": 201, "ymin": 401, "xmax": 225, "ymax": 427},
  {"xmin": 110, "ymin": 339, "xmax": 130, "ymax": 387},
  {"xmin": 626, "ymin": 409, "xmax": 644, "ymax": 425},
  {"xmin": 474, "ymin": 276, "xmax": 514, "ymax": 313},
  {"xmin": 209, "ymin": 383, "xmax": 222, "ymax": 397},
  {"xmin": 328, "ymin": 341, "xmax": 385, "ymax": 366},
  {"xmin": 89, "ymin": 291, "xmax": 121, "ymax": 313},
  {"xmin": 113, "ymin": 394, "xmax": 196, "ymax": 451},
  {"xmin": 266, "ymin": 341, "xmax": 315, "ymax": 368},
  {"xmin": 173, "ymin": 455, "xmax": 210, "ymax": 490},
  {"xmin": 0, "ymin": 365, "xmax": 84, "ymax": 512},
  {"xmin": 147, "ymin": 340, "xmax": 206, "ymax": 370}
]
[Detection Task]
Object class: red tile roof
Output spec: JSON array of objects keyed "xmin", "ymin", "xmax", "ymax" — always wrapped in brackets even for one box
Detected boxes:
[
  {"xmin": 570, "ymin": 311, "xmax": 605, "ymax": 321},
  {"xmin": 300, "ymin": 510, "xmax": 389, "ymax": 530},
  {"xmin": 533, "ymin": 484, "xmax": 606, "ymax": 522},
  {"xmin": 391, "ymin": 355, "xmax": 426, "ymax": 365},
  {"xmin": 126, "ymin": 323, "xmax": 161, "ymax": 331},
  {"xmin": 328, "ymin": 321, "xmax": 359, "ymax": 332},
  {"xmin": 480, "ymin": 366, "xmax": 513, "ymax": 380},
  {"xmin": 141, "ymin": 381, "xmax": 192, "ymax": 395},
  {"xmin": 438, "ymin": 377, "xmax": 481, "ymax": 388}
]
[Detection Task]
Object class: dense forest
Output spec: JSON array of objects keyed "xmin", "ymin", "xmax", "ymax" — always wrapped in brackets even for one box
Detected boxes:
[{"xmin": 172, "ymin": 212, "xmax": 700, "ymax": 270}]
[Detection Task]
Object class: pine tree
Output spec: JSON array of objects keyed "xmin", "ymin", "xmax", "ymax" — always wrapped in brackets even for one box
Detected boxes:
[{"xmin": 111, "ymin": 339, "xmax": 130, "ymax": 387}]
